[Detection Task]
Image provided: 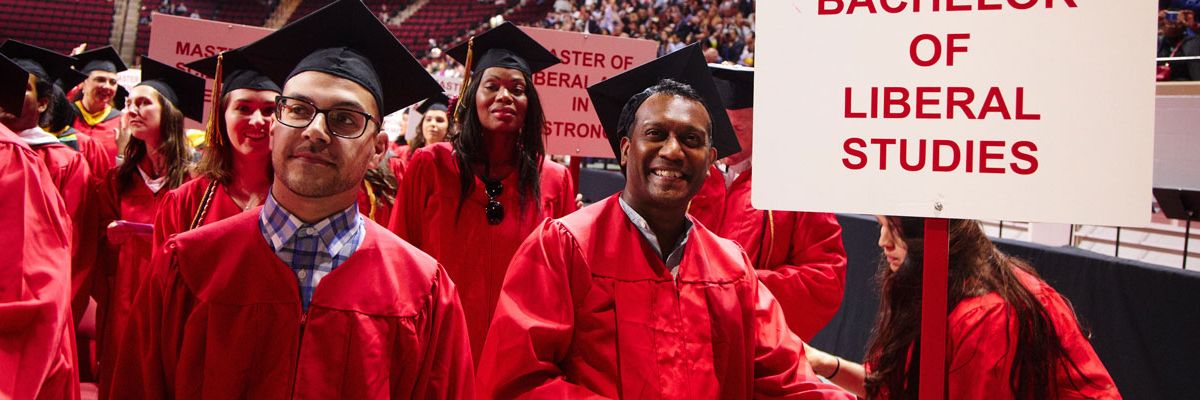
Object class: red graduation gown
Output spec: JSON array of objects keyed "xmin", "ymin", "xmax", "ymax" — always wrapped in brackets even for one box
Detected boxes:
[
  {"xmin": 477, "ymin": 195, "xmax": 854, "ymax": 399},
  {"xmin": 31, "ymin": 142, "xmax": 96, "ymax": 326},
  {"xmin": 689, "ymin": 166, "xmax": 847, "ymax": 341},
  {"xmin": 938, "ymin": 268, "xmax": 1120, "ymax": 399},
  {"xmin": 67, "ymin": 131, "xmax": 115, "ymax": 323},
  {"xmin": 93, "ymin": 169, "xmax": 167, "ymax": 395},
  {"xmin": 111, "ymin": 210, "xmax": 475, "ymax": 399},
  {"xmin": 0, "ymin": 125, "xmax": 80, "ymax": 399},
  {"xmin": 151, "ymin": 176, "xmax": 250, "ymax": 252},
  {"xmin": 390, "ymin": 142, "xmax": 578, "ymax": 360},
  {"xmin": 70, "ymin": 103, "xmax": 121, "ymax": 160},
  {"xmin": 74, "ymin": 131, "xmax": 114, "ymax": 180}
]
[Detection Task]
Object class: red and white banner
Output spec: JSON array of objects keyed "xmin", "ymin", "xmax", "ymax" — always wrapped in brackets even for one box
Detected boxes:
[
  {"xmin": 522, "ymin": 27, "xmax": 658, "ymax": 158},
  {"xmin": 148, "ymin": 12, "xmax": 273, "ymax": 126}
]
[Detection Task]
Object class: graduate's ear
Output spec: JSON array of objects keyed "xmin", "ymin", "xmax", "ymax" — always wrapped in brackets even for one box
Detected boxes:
[
  {"xmin": 370, "ymin": 127, "xmax": 388, "ymax": 165},
  {"xmin": 619, "ymin": 135, "xmax": 630, "ymax": 168},
  {"xmin": 37, "ymin": 96, "xmax": 49, "ymax": 115}
]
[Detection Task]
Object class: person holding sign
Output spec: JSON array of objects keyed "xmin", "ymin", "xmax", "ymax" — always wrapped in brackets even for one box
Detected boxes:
[
  {"xmin": 803, "ymin": 217, "xmax": 1119, "ymax": 399},
  {"xmin": 111, "ymin": 1, "xmax": 473, "ymax": 397},
  {"xmin": 90, "ymin": 56, "xmax": 203, "ymax": 395},
  {"xmin": 0, "ymin": 53, "xmax": 81, "ymax": 399},
  {"xmin": 476, "ymin": 44, "xmax": 851, "ymax": 399},
  {"xmin": 390, "ymin": 21, "xmax": 578, "ymax": 361},
  {"xmin": 689, "ymin": 64, "xmax": 849, "ymax": 342},
  {"xmin": 147, "ymin": 50, "xmax": 281, "ymax": 251}
]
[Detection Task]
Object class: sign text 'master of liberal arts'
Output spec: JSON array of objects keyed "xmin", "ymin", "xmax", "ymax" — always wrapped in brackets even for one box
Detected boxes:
[
  {"xmin": 752, "ymin": 0, "xmax": 1156, "ymax": 226},
  {"xmin": 523, "ymin": 27, "xmax": 658, "ymax": 158}
]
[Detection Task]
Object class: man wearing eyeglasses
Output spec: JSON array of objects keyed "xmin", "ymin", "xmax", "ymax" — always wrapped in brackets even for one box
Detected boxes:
[{"xmin": 110, "ymin": 1, "xmax": 474, "ymax": 398}]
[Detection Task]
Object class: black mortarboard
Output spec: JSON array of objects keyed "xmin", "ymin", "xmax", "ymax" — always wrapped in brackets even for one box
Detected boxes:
[
  {"xmin": 75, "ymin": 46, "xmax": 127, "ymax": 74},
  {"xmin": 185, "ymin": 50, "xmax": 281, "ymax": 97},
  {"xmin": 113, "ymin": 85, "xmax": 129, "ymax": 110},
  {"xmin": 137, "ymin": 57, "xmax": 205, "ymax": 121},
  {"xmin": 709, "ymin": 63, "xmax": 753, "ymax": 110},
  {"xmin": 587, "ymin": 43, "xmax": 740, "ymax": 159},
  {"xmin": 238, "ymin": 0, "xmax": 441, "ymax": 116},
  {"xmin": 0, "ymin": 54, "xmax": 29, "ymax": 117},
  {"xmin": 446, "ymin": 22, "xmax": 560, "ymax": 76},
  {"xmin": 416, "ymin": 92, "xmax": 450, "ymax": 114},
  {"xmin": 0, "ymin": 40, "xmax": 85, "ymax": 90}
]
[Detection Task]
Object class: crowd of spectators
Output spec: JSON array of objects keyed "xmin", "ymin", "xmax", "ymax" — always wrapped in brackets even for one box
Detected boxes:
[
  {"xmin": 1159, "ymin": 4, "xmax": 1200, "ymax": 80},
  {"xmin": 542, "ymin": 0, "xmax": 754, "ymax": 65}
]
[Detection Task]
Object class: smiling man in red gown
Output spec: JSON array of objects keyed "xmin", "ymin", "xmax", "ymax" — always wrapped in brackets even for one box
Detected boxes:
[
  {"xmin": 477, "ymin": 44, "xmax": 853, "ymax": 399},
  {"xmin": 111, "ymin": 1, "xmax": 473, "ymax": 398}
]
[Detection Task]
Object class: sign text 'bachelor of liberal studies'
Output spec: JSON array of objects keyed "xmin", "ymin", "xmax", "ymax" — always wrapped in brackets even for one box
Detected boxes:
[
  {"xmin": 753, "ymin": 1, "xmax": 1155, "ymax": 225},
  {"xmin": 822, "ymin": 0, "xmax": 1081, "ymax": 175}
]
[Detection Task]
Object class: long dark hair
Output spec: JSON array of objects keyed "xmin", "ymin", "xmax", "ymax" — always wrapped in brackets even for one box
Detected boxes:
[
  {"xmin": 864, "ymin": 218, "xmax": 1097, "ymax": 399},
  {"xmin": 117, "ymin": 91, "xmax": 191, "ymax": 193},
  {"xmin": 451, "ymin": 70, "xmax": 545, "ymax": 218},
  {"xmin": 193, "ymin": 93, "xmax": 273, "ymax": 185}
]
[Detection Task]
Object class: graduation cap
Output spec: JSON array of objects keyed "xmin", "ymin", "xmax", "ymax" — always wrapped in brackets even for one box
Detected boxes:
[
  {"xmin": 137, "ymin": 57, "xmax": 206, "ymax": 121},
  {"xmin": 416, "ymin": 91, "xmax": 450, "ymax": 114},
  {"xmin": 113, "ymin": 85, "xmax": 129, "ymax": 110},
  {"xmin": 186, "ymin": 50, "xmax": 282, "ymax": 147},
  {"xmin": 0, "ymin": 40, "xmax": 86, "ymax": 90},
  {"xmin": 708, "ymin": 63, "xmax": 753, "ymax": 110},
  {"xmin": 185, "ymin": 49, "xmax": 281, "ymax": 97},
  {"xmin": 446, "ymin": 22, "xmax": 560, "ymax": 120},
  {"xmin": 75, "ymin": 46, "xmax": 127, "ymax": 75},
  {"xmin": 0, "ymin": 54, "xmax": 29, "ymax": 117},
  {"xmin": 237, "ymin": 0, "xmax": 441, "ymax": 116},
  {"xmin": 586, "ymin": 43, "xmax": 740, "ymax": 160}
]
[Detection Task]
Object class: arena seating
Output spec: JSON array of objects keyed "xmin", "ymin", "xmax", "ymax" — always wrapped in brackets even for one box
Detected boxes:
[
  {"xmin": 135, "ymin": 1, "xmax": 274, "ymax": 64},
  {"xmin": 390, "ymin": 0, "xmax": 518, "ymax": 56},
  {"xmin": 0, "ymin": 0, "xmax": 115, "ymax": 54}
]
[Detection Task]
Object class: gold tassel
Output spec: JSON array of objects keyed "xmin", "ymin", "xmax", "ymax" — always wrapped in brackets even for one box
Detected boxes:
[
  {"xmin": 453, "ymin": 37, "xmax": 475, "ymax": 124},
  {"xmin": 204, "ymin": 52, "xmax": 226, "ymax": 148}
]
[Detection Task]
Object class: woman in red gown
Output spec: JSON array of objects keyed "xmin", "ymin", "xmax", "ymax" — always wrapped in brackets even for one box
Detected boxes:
[
  {"xmin": 92, "ymin": 57, "xmax": 204, "ymax": 395},
  {"xmin": 390, "ymin": 23, "xmax": 577, "ymax": 360},
  {"xmin": 805, "ymin": 217, "xmax": 1121, "ymax": 399},
  {"xmin": 153, "ymin": 52, "xmax": 281, "ymax": 249}
]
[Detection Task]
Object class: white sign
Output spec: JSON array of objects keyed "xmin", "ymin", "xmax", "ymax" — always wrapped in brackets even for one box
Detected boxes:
[{"xmin": 754, "ymin": 1, "xmax": 1156, "ymax": 226}]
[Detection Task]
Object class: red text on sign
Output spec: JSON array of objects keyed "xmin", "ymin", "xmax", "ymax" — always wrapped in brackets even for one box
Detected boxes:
[{"xmin": 842, "ymin": 137, "xmax": 1038, "ymax": 174}]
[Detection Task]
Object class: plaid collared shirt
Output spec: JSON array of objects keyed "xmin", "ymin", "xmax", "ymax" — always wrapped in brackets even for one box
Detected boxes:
[{"xmin": 259, "ymin": 193, "xmax": 365, "ymax": 310}]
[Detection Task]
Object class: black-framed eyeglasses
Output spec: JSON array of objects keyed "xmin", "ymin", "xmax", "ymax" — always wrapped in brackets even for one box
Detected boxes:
[
  {"xmin": 483, "ymin": 178, "xmax": 504, "ymax": 225},
  {"xmin": 275, "ymin": 95, "xmax": 377, "ymax": 139}
]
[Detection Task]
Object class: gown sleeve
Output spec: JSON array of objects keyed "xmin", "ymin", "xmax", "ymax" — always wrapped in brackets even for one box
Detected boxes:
[
  {"xmin": 476, "ymin": 220, "xmax": 609, "ymax": 400},
  {"xmin": 108, "ymin": 239, "xmax": 196, "ymax": 400},
  {"xmin": 0, "ymin": 143, "xmax": 77, "ymax": 398},
  {"xmin": 554, "ymin": 163, "xmax": 578, "ymax": 218},
  {"xmin": 755, "ymin": 211, "xmax": 847, "ymax": 340},
  {"xmin": 412, "ymin": 266, "xmax": 476, "ymax": 399},
  {"xmin": 750, "ymin": 279, "xmax": 856, "ymax": 400},
  {"xmin": 151, "ymin": 188, "xmax": 182, "ymax": 255}
]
